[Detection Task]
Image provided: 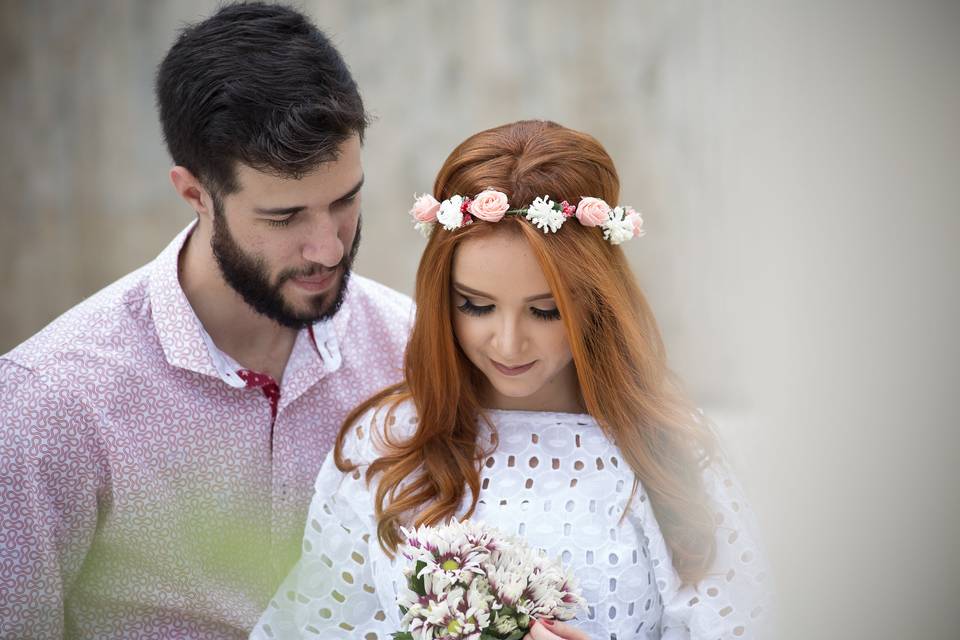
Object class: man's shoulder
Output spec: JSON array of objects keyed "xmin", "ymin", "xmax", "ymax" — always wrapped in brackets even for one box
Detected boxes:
[
  {"xmin": 347, "ymin": 274, "xmax": 413, "ymax": 315},
  {"xmin": 343, "ymin": 275, "xmax": 414, "ymax": 340},
  {"xmin": 2, "ymin": 264, "xmax": 154, "ymax": 375}
]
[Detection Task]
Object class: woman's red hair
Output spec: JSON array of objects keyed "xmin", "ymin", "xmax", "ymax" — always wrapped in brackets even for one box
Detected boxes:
[{"xmin": 335, "ymin": 120, "xmax": 719, "ymax": 583}]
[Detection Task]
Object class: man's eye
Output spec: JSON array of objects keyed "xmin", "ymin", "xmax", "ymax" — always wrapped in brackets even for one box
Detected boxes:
[
  {"xmin": 456, "ymin": 299, "xmax": 494, "ymax": 317},
  {"xmin": 266, "ymin": 216, "xmax": 293, "ymax": 228}
]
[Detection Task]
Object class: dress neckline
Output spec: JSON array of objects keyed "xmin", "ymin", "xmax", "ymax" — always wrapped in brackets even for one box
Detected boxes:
[{"xmin": 480, "ymin": 407, "xmax": 597, "ymax": 423}]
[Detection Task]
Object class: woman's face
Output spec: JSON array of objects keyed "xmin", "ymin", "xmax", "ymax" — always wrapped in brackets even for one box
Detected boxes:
[{"xmin": 451, "ymin": 231, "xmax": 581, "ymax": 413}]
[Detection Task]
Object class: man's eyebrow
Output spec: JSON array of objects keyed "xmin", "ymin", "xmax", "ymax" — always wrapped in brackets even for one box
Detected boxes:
[
  {"xmin": 253, "ymin": 176, "xmax": 365, "ymax": 215},
  {"xmin": 332, "ymin": 175, "xmax": 364, "ymax": 205}
]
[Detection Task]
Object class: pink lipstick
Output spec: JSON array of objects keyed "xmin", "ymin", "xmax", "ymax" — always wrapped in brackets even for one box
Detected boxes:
[{"xmin": 491, "ymin": 359, "xmax": 536, "ymax": 376}]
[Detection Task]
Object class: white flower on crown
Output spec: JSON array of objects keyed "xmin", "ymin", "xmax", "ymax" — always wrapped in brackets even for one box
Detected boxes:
[
  {"xmin": 602, "ymin": 206, "xmax": 636, "ymax": 245},
  {"xmin": 437, "ymin": 195, "xmax": 465, "ymax": 230},
  {"xmin": 413, "ymin": 221, "xmax": 435, "ymax": 238},
  {"xmin": 524, "ymin": 196, "xmax": 566, "ymax": 233}
]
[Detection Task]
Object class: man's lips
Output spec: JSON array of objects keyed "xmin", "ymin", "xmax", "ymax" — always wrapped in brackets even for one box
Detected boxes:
[
  {"xmin": 290, "ymin": 269, "xmax": 337, "ymax": 293},
  {"xmin": 491, "ymin": 359, "xmax": 536, "ymax": 376}
]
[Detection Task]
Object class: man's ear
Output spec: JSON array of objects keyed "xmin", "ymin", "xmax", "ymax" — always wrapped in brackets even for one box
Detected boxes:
[{"xmin": 169, "ymin": 166, "xmax": 214, "ymax": 220}]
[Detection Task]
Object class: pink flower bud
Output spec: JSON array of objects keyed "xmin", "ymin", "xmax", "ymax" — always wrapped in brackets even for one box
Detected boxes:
[{"xmin": 574, "ymin": 197, "xmax": 611, "ymax": 227}]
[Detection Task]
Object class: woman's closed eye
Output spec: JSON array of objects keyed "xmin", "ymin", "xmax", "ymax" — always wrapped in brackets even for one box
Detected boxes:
[
  {"xmin": 456, "ymin": 298, "xmax": 494, "ymax": 316},
  {"xmin": 531, "ymin": 306, "xmax": 561, "ymax": 321},
  {"xmin": 456, "ymin": 297, "xmax": 561, "ymax": 321}
]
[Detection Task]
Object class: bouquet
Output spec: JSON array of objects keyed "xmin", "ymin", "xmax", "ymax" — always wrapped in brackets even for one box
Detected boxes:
[{"xmin": 392, "ymin": 519, "xmax": 585, "ymax": 640}]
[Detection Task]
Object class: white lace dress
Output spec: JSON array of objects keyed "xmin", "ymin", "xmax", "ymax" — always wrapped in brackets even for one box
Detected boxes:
[{"xmin": 251, "ymin": 403, "xmax": 770, "ymax": 639}]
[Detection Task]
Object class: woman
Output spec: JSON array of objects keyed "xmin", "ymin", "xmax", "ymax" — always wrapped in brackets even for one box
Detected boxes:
[{"xmin": 252, "ymin": 121, "xmax": 769, "ymax": 639}]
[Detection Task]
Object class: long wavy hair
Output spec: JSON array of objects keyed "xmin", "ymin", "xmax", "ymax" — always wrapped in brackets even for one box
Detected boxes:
[{"xmin": 335, "ymin": 120, "xmax": 719, "ymax": 583}]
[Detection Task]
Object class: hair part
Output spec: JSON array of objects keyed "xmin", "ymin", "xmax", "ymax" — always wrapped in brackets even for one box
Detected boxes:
[
  {"xmin": 336, "ymin": 120, "xmax": 720, "ymax": 584},
  {"xmin": 155, "ymin": 2, "xmax": 369, "ymax": 196}
]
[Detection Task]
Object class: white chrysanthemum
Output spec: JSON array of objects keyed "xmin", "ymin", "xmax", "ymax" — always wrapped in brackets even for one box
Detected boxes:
[
  {"xmin": 485, "ymin": 548, "xmax": 531, "ymax": 606},
  {"xmin": 524, "ymin": 196, "xmax": 566, "ymax": 233},
  {"xmin": 437, "ymin": 195, "xmax": 465, "ymax": 230},
  {"xmin": 464, "ymin": 578, "xmax": 494, "ymax": 629},
  {"xmin": 602, "ymin": 206, "xmax": 635, "ymax": 245},
  {"xmin": 401, "ymin": 521, "xmax": 491, "ymax": 586}
]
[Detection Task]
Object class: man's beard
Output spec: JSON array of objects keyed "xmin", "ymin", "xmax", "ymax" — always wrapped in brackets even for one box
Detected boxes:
[{"xmin": 210, "ymin": 199, "xmax": 361, "ymax": 329}]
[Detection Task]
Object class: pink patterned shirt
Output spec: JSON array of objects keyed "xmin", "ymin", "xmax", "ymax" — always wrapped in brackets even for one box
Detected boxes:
[{"xmin": 0, "ymin": 224, "xmax": 413, "ymax": 639}]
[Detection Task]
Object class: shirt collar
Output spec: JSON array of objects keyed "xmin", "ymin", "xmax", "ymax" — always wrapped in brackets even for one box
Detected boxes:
[{"xmin": 149, "ymin": 220, "xmax": 347, "ymax": 384}]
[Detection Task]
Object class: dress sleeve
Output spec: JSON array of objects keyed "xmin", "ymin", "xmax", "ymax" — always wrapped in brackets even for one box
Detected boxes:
[
  {"xmin": 637, "ymin": 464, "xmax": 773, "ymax": 639},
  {"xmin": 0, "ymin": 364, "xmax": 109, "ymax": 639},
  {"xmin": 250, "ymin": 410, "xmax": 396, "ymax": 640}
]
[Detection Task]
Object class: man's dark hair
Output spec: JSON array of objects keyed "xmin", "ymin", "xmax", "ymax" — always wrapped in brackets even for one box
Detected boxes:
[{"xmin": 155, "ymin": 2, "xmax": 368, "ymax": 196}]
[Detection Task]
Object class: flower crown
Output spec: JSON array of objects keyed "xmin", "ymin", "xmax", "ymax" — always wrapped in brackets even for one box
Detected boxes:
[{"xmin": 409, "ymin": 188, "xmax": 645, "ymax": 245}]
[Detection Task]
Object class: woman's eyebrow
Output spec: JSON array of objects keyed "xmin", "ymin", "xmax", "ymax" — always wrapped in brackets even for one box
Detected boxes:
[
  {"xmin": 452, "ymin": 283, "xmax": 493, "ymax": 298},
  {"xmin": 453, "ymin": 283, "xmax": 553, "ymax": 303}
]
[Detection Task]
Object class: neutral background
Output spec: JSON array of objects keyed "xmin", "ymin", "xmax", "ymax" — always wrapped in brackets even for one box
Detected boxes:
[{"xmin": 2, "ymin": 1, "xmax": 958, "ymax": 637}]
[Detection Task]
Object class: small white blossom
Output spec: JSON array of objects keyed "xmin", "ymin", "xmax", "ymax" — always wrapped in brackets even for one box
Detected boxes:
[
  {"xmin": 602, "ymin": 206, "xmax": 635, "ymax": 245},
  {"xmin": 437, "ymin": 195, "xmax": 465, "ymax": 230},
  {"xmin": 524, "ymin": 196, "xmax": 566, "ymax": 233},
  {"xmin": 492, "ymin": 614, "xmax": 519, "ymax": 635},
  {"xmin": 414, "ymin": 221, "xmax": 435, "ymax": 238}
]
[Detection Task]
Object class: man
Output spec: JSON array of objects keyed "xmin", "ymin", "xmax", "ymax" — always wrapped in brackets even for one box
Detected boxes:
[{"xmin": 0, "ymin": 3, "xmax": 412, "ymax": 638}]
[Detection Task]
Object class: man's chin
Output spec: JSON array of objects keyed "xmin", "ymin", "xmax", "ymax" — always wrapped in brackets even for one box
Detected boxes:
[
  {"xmin": 272, "ymin": 269, "xmax": 350, "ymax": 326},
  {"xmin": 282, "ymin": 286, "xmax": 342, "ymax": 323},
  {"xmin": 277, "ymin": 295, "xmax": 329, "ymax": 325}
]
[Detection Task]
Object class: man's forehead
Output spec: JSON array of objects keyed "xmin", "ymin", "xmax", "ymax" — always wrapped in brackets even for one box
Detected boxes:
[{"xmin": 228, "ymin": 140, "xmax": 363, "ymax": 205}]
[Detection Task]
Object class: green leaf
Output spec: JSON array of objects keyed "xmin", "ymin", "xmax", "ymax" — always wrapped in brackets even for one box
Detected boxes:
[
  {"xmin": 497, "ymin": 605, "xmax": 517, "ymax": 619},
  {"xmin": 391, "ymin": 633, "xmax": 414, "ymax": 640},
  {"xmin": 413, "ymin": 560, "xmax": 427, "ymax": 595},
  {"xmin": 504, "ymin": 631, "xmax": 525, "ymax": 640}
]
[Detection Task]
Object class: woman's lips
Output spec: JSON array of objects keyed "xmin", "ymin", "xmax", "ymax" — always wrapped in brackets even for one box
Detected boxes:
[
  {"xmin": 291, "ymin": 269, "xmax": 337, "ymax": 293},
  {"xmin": 491, "ymin": 359, "xmax": 536, "ymax": 376}
]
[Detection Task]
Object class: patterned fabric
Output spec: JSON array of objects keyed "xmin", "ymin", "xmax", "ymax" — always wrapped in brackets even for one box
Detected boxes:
[
  {"xmin": 0, "ymin": 223, "xmax": 414, "ymax": 639},
  {"xmin": 252, "ymin": 402, "xmax": 772, "ymax": 639},
  {"xmin": 237, "ymin": 370, "xmax": 282, "ymax": 420}
]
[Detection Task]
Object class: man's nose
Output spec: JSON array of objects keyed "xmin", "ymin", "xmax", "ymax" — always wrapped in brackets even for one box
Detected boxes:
[{"xmin": 301, "ymin": 214, "xmax": 345, "ymax": 267}]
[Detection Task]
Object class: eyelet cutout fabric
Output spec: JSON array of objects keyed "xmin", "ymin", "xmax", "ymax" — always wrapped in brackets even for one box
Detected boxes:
[{"xmin": 251, "ymin": 401, "xmax": 771, "ymax": 639}]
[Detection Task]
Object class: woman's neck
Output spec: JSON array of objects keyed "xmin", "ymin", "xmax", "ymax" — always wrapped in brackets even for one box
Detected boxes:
[{"xmin": 481, "ymin": 363, "xmax": 585, "ymax": 414}]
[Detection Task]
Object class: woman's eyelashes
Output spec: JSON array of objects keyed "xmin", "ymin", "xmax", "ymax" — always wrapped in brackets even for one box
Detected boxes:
[
  {"xmin": 455, "ymin": 296, "xmax": 561, "ymax": 321},
  {"xmin": 531, "ymin": 306, "xmax": 562, "ymax": 321},
  {"xmin": 456, "ymin": 298, "xmax": 494, "ymax": 316}
]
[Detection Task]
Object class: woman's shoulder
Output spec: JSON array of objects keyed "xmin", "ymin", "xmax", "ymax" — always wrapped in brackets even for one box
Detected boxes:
[{"xmin": 339, "ymin": 396, "xmax": 421, "ymax": 466}]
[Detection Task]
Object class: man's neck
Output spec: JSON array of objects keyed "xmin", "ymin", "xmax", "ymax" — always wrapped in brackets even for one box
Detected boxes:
[{"xmin": 178, "ymin": 224, "xmax": 298, "ymax": 382}]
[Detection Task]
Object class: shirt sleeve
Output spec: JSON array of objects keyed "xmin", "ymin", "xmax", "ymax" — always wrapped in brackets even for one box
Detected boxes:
[
  {"xmin": 251, "ymin": 409, "xmax": 395, "ymax": 639},
  {"xmin": 0, "ymin": 363, "xmax": 109, "ymax": 639},
  {"xmin": 638, "ymin": 464, "xmax": 773, "ymax": 639}
]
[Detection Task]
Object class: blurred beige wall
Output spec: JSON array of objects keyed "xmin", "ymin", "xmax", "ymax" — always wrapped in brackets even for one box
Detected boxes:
[{"xmin": 2, "ymin": 1, "xmax": 958, "ymax": 637}]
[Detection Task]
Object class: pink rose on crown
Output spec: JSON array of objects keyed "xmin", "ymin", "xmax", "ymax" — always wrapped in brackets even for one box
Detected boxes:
[
  {"xmin": 575, "ymin": 197, "xmax": 611, "ymax": 227},
  {"xmin": 624, "ymin": 206, "xmax": 646, "ymax": 238},
  {"xmin": 410, "ymin": 194, "xmax": 440, "ymax": 223},
  {"xmin": 469, "ymin": 189, "xmax": 510, "ymax": 222}
]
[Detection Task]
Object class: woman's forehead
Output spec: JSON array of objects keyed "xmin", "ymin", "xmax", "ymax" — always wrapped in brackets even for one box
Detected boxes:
[{"xmin": 452, "ymin": 233, "xmax": 552, "ymax": 299}]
